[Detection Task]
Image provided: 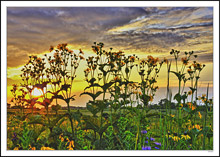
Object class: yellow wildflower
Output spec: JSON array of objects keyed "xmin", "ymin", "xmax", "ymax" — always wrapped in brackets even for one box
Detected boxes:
[
  {"xmin": 67, "ymin": 140, "xmax": 74, "ymax": 150},
  {"xmin": 173, "ymin": 136, "xmax": 180, "ymax": 142},
  {"xmin": 40, "ymin": 146, "xmax": 55, "ymax": 150},
  {"xmin": 181, "ymin": 134, "xmax": 191, "ymax": 140},
  {"xmin": 170, "ymin": 114, "xmax": 175, "ymax": 118},
  {"xmin": 188, "ymin": 90, "xmax": 192, "ymax": 95},
  {"xmin": 193, "ymin": 124, "xmax": 202, "ymax": 131},
  {"xmin": 198, "ymin": 112, "xmax": 202, "ymax": 119}
]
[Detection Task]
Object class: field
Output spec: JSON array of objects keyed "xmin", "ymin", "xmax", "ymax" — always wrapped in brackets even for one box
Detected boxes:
[{"xmin": 7, "ymin": 43, "xmax": 213, "ymax": 150}]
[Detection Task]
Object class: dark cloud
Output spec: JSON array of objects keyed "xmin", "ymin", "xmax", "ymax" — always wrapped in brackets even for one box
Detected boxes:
[{"xmin": 7, "ymin": 7, "xmax": 213, "ymax": 68}]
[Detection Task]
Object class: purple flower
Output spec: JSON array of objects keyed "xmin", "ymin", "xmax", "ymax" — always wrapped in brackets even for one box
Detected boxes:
[
  {"xmin": 155, "ymin": 147, "xmax": 160, "ymax": 150},
  {"xmin": 12, "ymin": 132, "xmax": 18, "ymax": 141},
  {"xmin": 150, "ymin": 137, "xmax": 155, "ymax": 141},
  {"xmin": 142, "ymin": 146, "xmax": 151, "ymax": 150},
  {"xmin": 145, "ymin": 141, "xmax": 148, "ymax": 144},
  {"xmin": 141, "ymin": 130, "xmax": 147, "ymax": 134},
  {"xmin": 154, "ymin": 142, "xmax": 161, "ymax": 146}
]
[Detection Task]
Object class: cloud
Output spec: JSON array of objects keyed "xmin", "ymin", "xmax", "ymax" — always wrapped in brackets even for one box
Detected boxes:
[{"xmin": 7, "ymin": 7, "xmax": 213, "ymax": 67}]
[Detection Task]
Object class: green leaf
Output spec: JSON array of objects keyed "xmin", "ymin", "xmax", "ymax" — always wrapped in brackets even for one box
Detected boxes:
[
  {"xmin": 80, "ymin": 91, "xmax": 103, "ymax": 100},
  {"xmin": 89, "ymin": 78, "xmax": 96, "ymax": 85},
  {"xmin": 87, "ymin": 104, "xmax": 100, "ymax": 117},
  {"xmin": 84, "ymin": 83, "xmax": 101, "ymax": 91},
  {"xmin": 174, "ymin": 93, "xmax": 181, "ymax": 102},
  {"xmin": 125, "ymin": 67, "xmax": 129, "ymax": 74},
  {"xmin": 101, "ymin": 81, "xmax": 114, "ymax": 92}
]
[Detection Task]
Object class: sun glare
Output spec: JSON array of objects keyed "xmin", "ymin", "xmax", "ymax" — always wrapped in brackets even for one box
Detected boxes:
[{"xmin": 31, "ymin": 87, "xmax": 43, "ymax": 97}]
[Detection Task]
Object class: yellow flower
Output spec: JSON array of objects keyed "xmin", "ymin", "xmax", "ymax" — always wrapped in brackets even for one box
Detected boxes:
[
  {"xmin": 181, "ymin": 134, "xmax": 191, "ymax": 140},
  {"xmin": 198, "ymin": 112, "xmax": 202, "ymax": 119},
  {"xmin": 13, "ymin": 147, "xmax": 19, "ymax": 150},
  {"xmin": 188, "ymin": 90, "xmax": 192, "ymax": 95},
  {"xmin": 149, "ymin": 95, "xmax": 153, "ymax": 102},
  {"xmin": 49, "ymin": 46, "xmax": 54, "ymax": 52},
  {"xmin": 129, "ymin": 56, "xmax": 135, "ymax": 62},
  {"xmin": 170, "ymin": 114, "xmax": 175, "ymax": 118},
  {"xmin": 181, "ymin": 57, "xmax": 189, "ymax": 65},
  {"xmin": 114, "ymin": 76, "xmax": 120, "ymax": 81},
  {"xmin": 79, "ymin": 49, "xmax": 84, "ymax": 55},
  {"xmin": 180, "ymin": 103, "xmax": 183, "ymax": 108},
  {"xmin": 193, "ymin": 124, "xmax": 202, "ymax": 131},
  {"xmin": 79, "ymin": 55, "xmax": 85, "ymax": 60},
  {"xmin": 172, "ymin": 136, "xmax": 180, "ymax": 142},
  {"xmin": 40, "ymin": 146, "xmax": 55, "ymax": 150},
  {"xmin": 67, "ymin": 140, "xmax": 74, "ymax": 150}
]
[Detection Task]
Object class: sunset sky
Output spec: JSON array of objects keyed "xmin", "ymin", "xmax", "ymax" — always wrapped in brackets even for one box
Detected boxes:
[{"xmin": 7, "ymin": 7, "xmax": 213, "ymax": 107}]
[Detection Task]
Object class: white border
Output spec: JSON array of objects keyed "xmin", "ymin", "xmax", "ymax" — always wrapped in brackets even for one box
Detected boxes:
[{"xmin": 1, "ymin": 1, "xmax": 219, "ymax": 156}]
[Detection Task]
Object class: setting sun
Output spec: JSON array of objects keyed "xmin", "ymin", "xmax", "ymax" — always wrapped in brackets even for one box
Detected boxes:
[{"xmin": 31, "ymin": 87, "xmax": 43, "ymax": 97}]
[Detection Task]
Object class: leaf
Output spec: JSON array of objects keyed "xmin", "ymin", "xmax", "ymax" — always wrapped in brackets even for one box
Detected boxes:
[
  {"xmin": 183, "ymin": 107, "xmax": 191, "ymax": 113},
  {"xmin": 60, "ymin": 84, "xmax": 71, "ymax": 91},
  {"xmin": 84, "ymin": 83, "xmax": 101, "ymax": 91},
  {"xmin": 174, "ymin": 93, "xmax": 181, "ymax": 102},
  {"xmin": 189, "ymin": 87, "xmax": 196, "ymax": 93},
  {"xmin": 101, "ymin": 81, "xmax": 114, "ymax": 92},
  {"xmin": 80, "ymin": 91, "xmax": 103, "ymax": 101},
  {"xmin": 87, "ymin": 104, "xmax": 100, "ymax": 117},
  {"xmin": 125, "ymin": 67, "xmax": 129, "ymax": 74},
  {"xmin": 89, "ymin": 78, "xmax": 96, "ymax": 85},
  {"xmin": 170, "ymin": 71, "xmax": 185, "ymax": 81},
  {"xmin": 52, "ymin": 94, "xmax": 65, "ymax": 100}
]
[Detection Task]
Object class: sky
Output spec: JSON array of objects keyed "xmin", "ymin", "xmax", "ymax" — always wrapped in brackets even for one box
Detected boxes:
[{"xmin": 7, "ymin": 7, "xmax": 213, "ymax": 107}]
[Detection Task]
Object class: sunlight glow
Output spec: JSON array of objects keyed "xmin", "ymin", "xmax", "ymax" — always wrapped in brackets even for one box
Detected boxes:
[{"xmin": 31, "ymin": 87, "xmax": 43, "ymax": 97}]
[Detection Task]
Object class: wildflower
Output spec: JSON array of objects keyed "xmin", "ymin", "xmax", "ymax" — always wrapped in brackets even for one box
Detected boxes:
[
  {"xmin": 142, "ymin": 146, "xmax": 151, "ymax": 150},
  {"xmin": 133, "ymin": 91, "xmax": 138, "ymax": 94},
  {"xmin": 79, "ymin": 55, "xmax": 85, "ymax": 60},
  {"xmin": 198, "ymin": 112, "xmax": 202, "ymax": 119},
  {"xmin": 67, "ymin": 140, "xmax": 74, "ymax": 150},
  {"xmin": 84, "ymin": 68, "xmax": 91, "ymax": 73},
  {"xmin": 193, "ymin": 124, "xmax": 202, "ymax": 131},
  {"xmin": 154, "ymin": 142, "xmax": 161, "ymax": 146},
  {"xmin": 29, "ymin": 145, "xmax": 36, "ymax": 150},
  {"xmin": 13, "ymin": 147, "xmax": 19, "ymax": 150},
  {"xmin": 145, "ymin": 141, "xmax": 148, "ymax": 144},
  {"xmin": 170, "ymin": 114, "xmax": 175, "ymax": 118},
  {"xmin": 120, "ymin": 61, "xmax": 125, "ymax": 66},
  {"xmin": 187, "ymin": 102, "xmax": 196, "ymax": 110},
  {"xmin": 180, "ymin": 103, "xmax": 183, "ymax": 108},
  {"xmin": 129, "ymin": 56, "xmax": 135, "ymax": 62},
  {"xmin": 154, "ymin": 147, "xmax": 160, "ymax": 150},
  {"xmin": 181, "ymin": 57, "xmax": 189, "ymax": 65},
  {"xmin": 187, "ymin": 68, "xmax": 193, "ymax": 73},
  {"xmin": 163, "ymin": 58, "xmax": 168, "ymax": 63},
  {"xmin": 181, "ymin": 133, "xmax": 191, "ymax": 140},
  {"xmin": 114, "ymin": 76, "xmax": 120, "ymax": 81},
  {"xmin": 172, "ymin": 133, "xmax": 180, "ymax": 142},
  {"xmin": 150, "ymin": 137, "xmax": 155, "ymax": 141},
  {"xmin": 141, "ymin": 130, "xmax": 147, "ymax": 134},
  {"xmin": 49, "ymin": 46, "xmax": 54, "ymax": 52},
  {"xmin": 149, "ymin": 95, "xmax": 153, "ymax": 102},
  {"xmin": 79, "ymin": 49, "xmax": 84, "ymax": 54},
  {"xmin": 191, "ymin": 105, "xmax": 196, "ymax": 110},
  {"xmin": 188, "ymin": 90, "xmax": 192, "ymax": 95},
  {"xmin": 40, "ymin": 146, "xmax": 55, "ymax": 150}
]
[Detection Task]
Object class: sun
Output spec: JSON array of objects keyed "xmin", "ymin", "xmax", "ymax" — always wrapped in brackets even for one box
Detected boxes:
[{"xmin": 31, "ymin": 87, "xmax": 43, "ymax": 97}]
